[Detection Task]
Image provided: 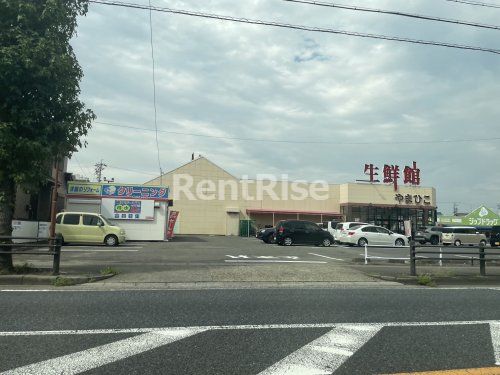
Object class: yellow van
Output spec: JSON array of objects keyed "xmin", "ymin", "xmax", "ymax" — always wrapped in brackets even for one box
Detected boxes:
[{"xmin": 55, "ymin": 212, "xmax": 126, "ymax": 246}]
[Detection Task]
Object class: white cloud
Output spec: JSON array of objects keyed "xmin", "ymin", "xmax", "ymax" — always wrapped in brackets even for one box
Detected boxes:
[{"xmin": 69, "ymin": 0, "xmax": 500, "ymax": 214}]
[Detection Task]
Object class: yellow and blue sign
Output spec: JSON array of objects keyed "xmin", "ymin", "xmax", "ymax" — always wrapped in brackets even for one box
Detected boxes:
[{"xmin": 67, "ymin": 182, "xmax": 169, "ymax": 201}]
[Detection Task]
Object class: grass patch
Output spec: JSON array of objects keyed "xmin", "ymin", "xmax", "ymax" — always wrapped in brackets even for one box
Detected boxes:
[
  {"xmin": 52, "ymin": 277, "xmax": 76, "ymax": 287},
  {"xmin": 417, "ymin": 274, "xmax": 436, "ymax": 287},
  {"xmin": 100, "ymin": 267, "xmax": 119, "ymax": 276},
  {"xmin": 12, "ymin": 263, "xmax": 37, "ymax": 274}
]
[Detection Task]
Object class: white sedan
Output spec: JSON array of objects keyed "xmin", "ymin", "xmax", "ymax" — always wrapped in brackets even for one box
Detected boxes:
[{"xmin": 342, "ymin": 225, "xmax": 408, "ymax": 247}]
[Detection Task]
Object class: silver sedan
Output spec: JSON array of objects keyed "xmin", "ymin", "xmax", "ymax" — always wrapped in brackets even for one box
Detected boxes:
[{"xmin": 342, "ymin": 225, "xmax": 408, "ymax": 247}]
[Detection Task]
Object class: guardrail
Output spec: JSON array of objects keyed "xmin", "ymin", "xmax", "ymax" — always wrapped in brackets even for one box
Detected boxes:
[
  {"xmin": 363, "ymin": 243, "xmax": 410, "ymax": 265},
  {"xmin": 0, "ymin": 234, "xmax": 62, "ymax": 275},
  {"xmin": 409, "ymin": 241, "xmax": 499, "ymax": 277}
]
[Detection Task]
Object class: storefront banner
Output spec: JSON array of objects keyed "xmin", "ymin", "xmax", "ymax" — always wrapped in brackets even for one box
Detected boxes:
[
  {"xmin": 67, "ymin": 182, "xmax": 102, "ymax": 196},
  {"xmin": 404, "ymin": 220, "xmax": 412, "ymax": 237},
  {"xmin": 101, "ymin": 198, "xmax": 155, "ymax": 220},
  {"xmin": 102, "ymin": 184, "xmax": 169, "ymax": 200},
  {"xmin": 166, "ymin": 211, "xmax": 179, "ymax": 240},
  {"xmin": 438, "ymin": 206, "xmax": 500, "ymax": 227}
]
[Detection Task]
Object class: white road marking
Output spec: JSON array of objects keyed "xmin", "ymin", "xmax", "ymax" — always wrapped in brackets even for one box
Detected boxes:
[
  {"xmin": 309, "ymin": 253, "xmax": 345, "ymax": 261},
  {"xmin": 0, "ymin": 320, "xmax": 498, "ymax": 337},
  {"xmin": 62, "ymin": 249, "xmax": 139, "ymax": 252},
  {"xmin": 1, "ymin": 328, "xmax": 204, "ymax": 375},
  {"xmin": 258, "ymin": 324, "xmax": 382, "ymax": 375},
  {"xmin": 490, "ymin": 322, "xmax": 500, "ymax": 365},
  {"xmin": 224, "ymin": 260, "xmax": 328, "ymax": 264}
]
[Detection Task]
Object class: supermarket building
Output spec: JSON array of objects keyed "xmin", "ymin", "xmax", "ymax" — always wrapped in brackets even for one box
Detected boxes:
[{"xmin": 146, "ymin": 156, "xmax": 437, "ymax": 236}]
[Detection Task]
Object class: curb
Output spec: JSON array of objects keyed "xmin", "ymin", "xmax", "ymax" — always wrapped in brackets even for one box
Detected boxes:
[
  {"xmin": 371, "ymin": 274, "xmax": 500, "ymax": 286},
  {"xmin": 0, "ymin": 274, "xmax": 114, "ymax": 286}
]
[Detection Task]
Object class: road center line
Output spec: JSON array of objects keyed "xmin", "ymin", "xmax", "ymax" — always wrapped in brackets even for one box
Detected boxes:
[{"xmin": 309, "ymin": 253, "xmax": 345, "ymax": 261}]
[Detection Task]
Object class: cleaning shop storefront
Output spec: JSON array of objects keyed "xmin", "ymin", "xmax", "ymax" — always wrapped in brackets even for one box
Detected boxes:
[{"xmin": 66, "ymin": 182, "xmax": 171, "ymax": 241}]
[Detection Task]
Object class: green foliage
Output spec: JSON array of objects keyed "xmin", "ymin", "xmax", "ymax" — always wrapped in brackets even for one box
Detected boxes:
[
  {"xmin": 100, "ymin": 266, "xmax": 119, "ymax": 276},
  {"xmin": 0, "ymin": 0, "xmax": 95, "ymax": 192},
  {"xmin": 52, "ymin": 276, "xmax": 76, "ymax": 287},
  {"xmin": 417, "ymin": 274, "xmax": 436, "ymax": 287}
]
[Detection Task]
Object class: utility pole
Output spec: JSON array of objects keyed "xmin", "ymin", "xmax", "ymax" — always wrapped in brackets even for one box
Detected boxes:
[
  {"xmin": 453, "ymin": 202, "xmax": 458, "ymax": 216},
  {"xmin": 94, "ymin": 159, "xmax": 107, "ymax": 183},
  {"xmin": 49, "ymin": 158, "xmax": 59, "ymax": 238}
]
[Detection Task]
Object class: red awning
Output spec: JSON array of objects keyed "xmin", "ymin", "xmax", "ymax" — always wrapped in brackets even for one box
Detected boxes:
[{"xmin": 246, "ymin": 208, "xmax": 341, "ymax": 216}]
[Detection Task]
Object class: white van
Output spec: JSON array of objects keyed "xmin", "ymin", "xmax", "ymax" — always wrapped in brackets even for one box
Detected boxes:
[
  {"xmin": 441, "ymin": 226, "xmax": 487, "ymax": 246},
  {"xmin": 335, "ymin": 222, "xmax": 368, "ymax": 244},
  {"xmin": 316, "ymin": 221, "xmax": 339, "ymax": 238}
]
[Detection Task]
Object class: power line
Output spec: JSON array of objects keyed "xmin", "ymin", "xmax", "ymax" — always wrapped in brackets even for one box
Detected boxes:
[
  {"xmin": 72, "ymin": 155, "xmax": 90, "ymax": 180},
  {"xmin": 444, "ymin": 0, "xmax": 500, "ymax": 9},
  {"xmin": 148, "ymin": 0, "xmax": 163, "ymax": 181},
  {"xmin": 94, "ymin": 120, "xmax": 500, "ymax": 145},
  {"xmin": 88, "ymin": 0, "xmax": 500, "ymax": 55},
  {"xmin": 283, "ymin": 0, "xmax": 500, "ymax": 31}
]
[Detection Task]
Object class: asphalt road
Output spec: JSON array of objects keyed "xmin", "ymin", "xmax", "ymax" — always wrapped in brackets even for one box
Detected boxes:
[{"xmin": 0, "ymin": 287, "xmax": 499, "ymax": 374}]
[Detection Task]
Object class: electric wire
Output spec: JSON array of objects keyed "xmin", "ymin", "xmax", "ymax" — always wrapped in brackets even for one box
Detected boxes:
[
  {"xmin": 444, "ymin": 0, "xmax": 500, "ymax": 9},
  {"xmin": 283, "ymin": 0, "xmax": 500, "ymax": 31},
  {"xmin": 94, "ymin": 121, "xmax": 500, "ymax": 145},
  {"xmin": 88, "ymin": 0, "xmax": 500, "ymax": 55},
  {"xmin": 148, "ymin": 0, "xmax": 163, "ymax": 182}
]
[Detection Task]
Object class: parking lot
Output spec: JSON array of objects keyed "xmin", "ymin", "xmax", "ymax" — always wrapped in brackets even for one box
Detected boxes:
[{"xmin": 8, "ymin": 235, "xmax": 500, "ymax": 285}]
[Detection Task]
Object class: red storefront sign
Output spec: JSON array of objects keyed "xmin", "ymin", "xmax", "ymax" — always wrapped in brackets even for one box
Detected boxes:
[
  {"xmin": 360, "ymin": 161, "xmax": 421, "ymax": 191},
  {"xmin": 166, "ymin": 211, "xmax": 179, "ymax": 240}
]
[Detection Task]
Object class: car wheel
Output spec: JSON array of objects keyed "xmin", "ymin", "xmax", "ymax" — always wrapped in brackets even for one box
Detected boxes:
[
  {"xmin": 283, "ymin": 237, "xmax": 293, "ymax": 246},
  {"xmin": 430, "ymin": 236, "xmax": 439, "ymax": 245},
  {"xmin": 104, "ymin": 234, "xmax": 118, "ymax": 246},
  {"xmin": 357, "ymin": 238, "xmax": 368, "ymax": 247},
  {"xmin": 454, "ymin": 239, "xmax": 461, "ymax": 247},
  {"xmin": 395, "ymin": 238, "xmax": 405, "ymax": 247},
  {"xmin": 322, "ymin": 238, "xmax": 332, "ymax": 247},
  {"xmin": 479, "ymin": 240, "xmax": 487, "ymax": 247}
]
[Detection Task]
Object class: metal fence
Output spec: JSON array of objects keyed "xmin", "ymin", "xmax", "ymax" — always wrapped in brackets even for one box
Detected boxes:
[
  {"xmin": 0, "ymin": 234, "xmax": 62, "ymax": 275},
  {"xmin": 409, "ymin": 241, "xmax": 499, "ymax": 276},
  {"xmin": 362, "ymin": 242, "xmax": 500, "ymax": 277}
]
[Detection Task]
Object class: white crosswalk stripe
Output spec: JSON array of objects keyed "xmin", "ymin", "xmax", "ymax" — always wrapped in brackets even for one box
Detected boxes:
[
  {"xmin": 0, "ymin": 320, "xmax": 498, "ymax": 374},
  {"xmin": 258, "ymin": 324, "xmax": 382, "ymax": 375}
]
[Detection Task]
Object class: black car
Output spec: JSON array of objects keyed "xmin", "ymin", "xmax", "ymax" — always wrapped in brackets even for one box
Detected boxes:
[
  {"xmin": 490, "ymin": 225, "xmax": 500, "ymax": 247},
  {"xmin": 275, "ymin": 220, "xmax": 333, "ymax": 246},
  {"xmin": 256, "ymin": 227, "xmax": 276, "ymax": 244}
]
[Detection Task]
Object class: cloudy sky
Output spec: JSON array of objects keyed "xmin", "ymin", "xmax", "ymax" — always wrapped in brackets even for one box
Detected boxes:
[{"xmin": 69, "ymin": 0, "xmax": 500, "ymax": 215}]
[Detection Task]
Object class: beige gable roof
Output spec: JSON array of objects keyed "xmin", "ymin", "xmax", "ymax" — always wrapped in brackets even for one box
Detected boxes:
[{"xmin": 144, "ymin": 156, "xmax": 237, "ymax": 185}]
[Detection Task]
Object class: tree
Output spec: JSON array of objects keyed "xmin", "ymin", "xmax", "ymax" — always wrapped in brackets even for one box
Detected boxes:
[{"xmin": 0, "ymin": 0, "xmax": 95, "ymax": 270}]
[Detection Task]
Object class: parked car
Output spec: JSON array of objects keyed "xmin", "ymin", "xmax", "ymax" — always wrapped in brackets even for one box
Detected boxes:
[
  {"xmin": 335, "ymin": 222, "xmax": 368, "ymax": 244},
  {"xmin": 341, "ymin": 225, "xmax": 408, "ymax": 247},
  {"xmin": 275, "ymin": 220, "xmax": 333, "ymax": 246},
  {"xmin": 55, "ymin": 212, "xmax": 126, "ymax": 246},
  {"xmin": 490, "ymin": 226, "xmax": 500, "ymax": 247},
  {"xmin": 441, "ymin": 226, "xmax": 487, "ymax": 246},
  {"xmin": 413, "ymin": 226, "xmax": 443, "ymax": 245},
  {"xmin": 316, "ymin": 221, "xmax": 339, "ymax": 238},
  {"xmin": 256, "ymin": 227, "xmax": 276, "ymax": 244}
]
